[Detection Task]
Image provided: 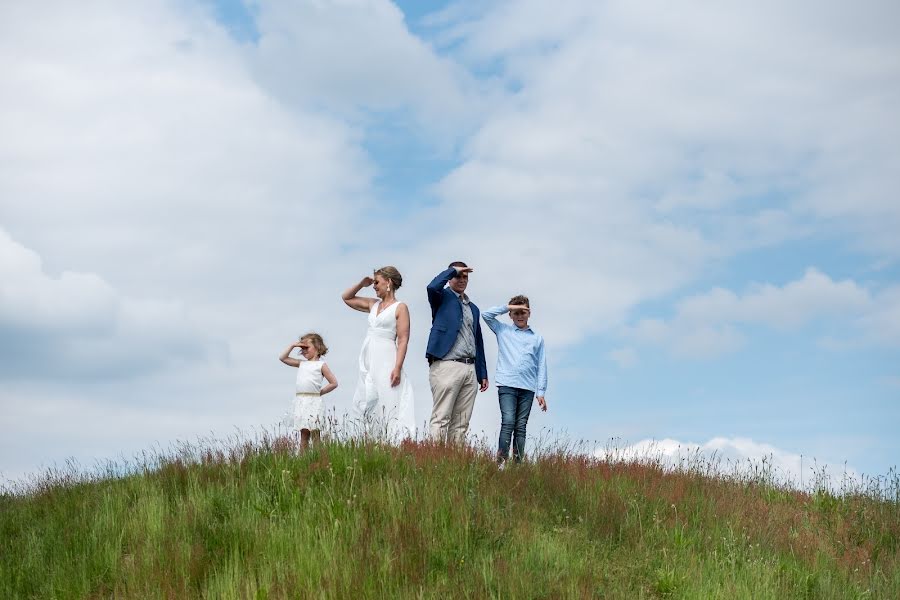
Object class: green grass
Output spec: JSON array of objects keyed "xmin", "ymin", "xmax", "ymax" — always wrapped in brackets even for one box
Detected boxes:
[{"xmin": 1, "ymin": 434, "xmax": 898, "ymax": 599}]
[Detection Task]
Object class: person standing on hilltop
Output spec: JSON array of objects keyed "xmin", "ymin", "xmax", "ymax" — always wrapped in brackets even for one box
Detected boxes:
[
  {"xmin": 481, "ymin": 295, "xmax": 548, "ymax": 466},
  {"xmin": 342, "ymin": 266, "xmax": 416, "ymax": 440},
  {"xmin": 278, "ymin": 333, "xmax": 339, "ymax": 450},
  {"xmin": 426, "ymin": 262, "xmax": 489, "ymax": 444}
]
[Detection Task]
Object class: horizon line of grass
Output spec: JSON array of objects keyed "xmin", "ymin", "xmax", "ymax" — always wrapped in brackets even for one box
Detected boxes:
[{"xmin": 4, "ymin": 424, "xmax": 898, "ymax": 503}]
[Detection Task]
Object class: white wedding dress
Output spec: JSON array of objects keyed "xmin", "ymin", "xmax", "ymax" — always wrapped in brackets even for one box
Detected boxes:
[{"xmin": 352, "ymin": 300, "xmax": 416, "ymax": 440}]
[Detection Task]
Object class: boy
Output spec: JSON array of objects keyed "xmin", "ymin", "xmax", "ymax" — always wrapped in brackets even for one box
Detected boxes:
[{"xmin": 481, "ymin": 295, "xmax": 548, "ymax": 465}]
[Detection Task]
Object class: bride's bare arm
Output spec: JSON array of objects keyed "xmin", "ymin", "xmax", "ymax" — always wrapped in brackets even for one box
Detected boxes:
[
  {"xmin": 390, "ymin": 303, "xmax": 411, "ymax": 387},
  {"xmin": 342, "ymin": 276, "xmax": 378, "ymax": 313}
]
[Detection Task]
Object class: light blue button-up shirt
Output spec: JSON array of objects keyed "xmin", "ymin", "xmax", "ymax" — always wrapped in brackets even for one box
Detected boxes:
[{"xmin": 482, "ymin": 305, "xmax": 547, "ymax": 396}]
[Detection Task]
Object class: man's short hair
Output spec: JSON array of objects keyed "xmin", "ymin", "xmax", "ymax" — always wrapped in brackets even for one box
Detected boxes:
[
  {"xmin": 509, "ymin": 294, "xmax": 530, "ymax": 308},
  {"xmin": 448, "ymin": 261, "xmax": 468, "ymax": 269}
]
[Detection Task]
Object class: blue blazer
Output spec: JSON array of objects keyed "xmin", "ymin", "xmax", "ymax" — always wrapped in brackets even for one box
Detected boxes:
[{"xmin": 426, "ymin": 268, "xmax": 488, "ymax": 382}]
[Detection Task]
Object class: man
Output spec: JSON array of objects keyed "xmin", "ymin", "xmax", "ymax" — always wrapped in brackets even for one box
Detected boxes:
[{"xmin": 426, "ymin": 261, "xmax": 489, "ymax": 443}]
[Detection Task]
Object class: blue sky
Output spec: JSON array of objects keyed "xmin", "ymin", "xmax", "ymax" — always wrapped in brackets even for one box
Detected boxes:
[{"xmin": 1, "ymin": 0, "xmax": 898, "ymax": 486}]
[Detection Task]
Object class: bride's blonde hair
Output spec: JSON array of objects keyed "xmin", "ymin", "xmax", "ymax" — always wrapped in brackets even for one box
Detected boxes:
[{"xmin": 374, "ymin": 266, "xmax": 402, "ymax": 291}]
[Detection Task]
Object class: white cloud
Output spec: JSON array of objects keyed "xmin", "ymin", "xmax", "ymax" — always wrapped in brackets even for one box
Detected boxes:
[
  {"xmin": 624, "ymin": 268, "xmax": 899, "ymax": 359},
  {"xmin": 0, "ymin": 229, "xmax": 218, "ymax": 379},
  {"xmin": 432, "ymin": 0, "xmax": 900, "ymax": 255},
  {"xmin": 0, "ymin": 0, "xmax": 372, "ymax": 293},
  {"xmin": 597, "ymin": 436, "xmax": 863, "ymax": 491},
  {"xmin": 676, "ymin": 268, "xmax": 871, "ymax": 330},
  {"xmin": 0, "ymin": 229, "xmax": 117, "ymax": 335},
  {"xmin": 249, "ymin": 0, "xmax": 485, "ymax": 137}
]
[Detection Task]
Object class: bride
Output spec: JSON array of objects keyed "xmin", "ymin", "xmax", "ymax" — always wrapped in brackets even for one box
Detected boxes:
[{"xmin": 342, "ymin": 266, "xmax": 416, "ymax": 440}]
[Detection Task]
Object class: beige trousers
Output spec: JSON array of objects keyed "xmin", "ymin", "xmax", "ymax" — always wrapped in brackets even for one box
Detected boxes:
[{"xmin": 428, "ymin": 360, "xmax": 478, "ymax": 444}]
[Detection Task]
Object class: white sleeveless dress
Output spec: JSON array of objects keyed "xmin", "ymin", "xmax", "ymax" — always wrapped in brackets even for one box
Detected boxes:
[
  {"xmin": 292, "ymin": 359, "xmax": 326, "ymax": 431},
  {"xmin": 352, "ymin": 301, "xmax": 416, "ymax": 439}
]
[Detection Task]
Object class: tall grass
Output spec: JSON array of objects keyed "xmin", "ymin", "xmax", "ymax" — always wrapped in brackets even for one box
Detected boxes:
[{"xmin": 1, "ymin": 431, "xmax": 898, "ymax": 599}]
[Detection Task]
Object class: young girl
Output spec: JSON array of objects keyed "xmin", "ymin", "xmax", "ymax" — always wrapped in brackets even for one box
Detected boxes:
[{"xmin": 278, "ymin": 332, "xmax": 338, "ymax": 449}]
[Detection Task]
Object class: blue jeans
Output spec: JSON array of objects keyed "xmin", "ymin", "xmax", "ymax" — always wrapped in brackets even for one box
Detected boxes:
[{"xmin": 497, "ymin": 386, "xmax": 535, "ymax": 463}]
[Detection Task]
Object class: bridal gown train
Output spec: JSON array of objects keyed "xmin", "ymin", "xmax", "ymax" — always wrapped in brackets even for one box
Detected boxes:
[{"xmin": 352, "ymin": 300, "xmax": 416, "ymax": 439}]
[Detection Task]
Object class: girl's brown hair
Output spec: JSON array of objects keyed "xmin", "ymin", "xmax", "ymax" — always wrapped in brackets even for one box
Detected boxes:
[{"xmin": 299, "ymin": 332, "xmax": 328, "ymax": 357}]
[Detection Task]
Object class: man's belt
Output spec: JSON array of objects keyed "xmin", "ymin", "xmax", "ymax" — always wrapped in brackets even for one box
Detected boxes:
[{"xmin": 428, "ymin": 356, "xmax": 476, "ymax": 365}]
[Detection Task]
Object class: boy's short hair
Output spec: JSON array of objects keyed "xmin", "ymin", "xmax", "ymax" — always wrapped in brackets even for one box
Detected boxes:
[
  {"xmin": 509, "ymin": 294, "xmax": 530, "ymax": 308},
  {"xmin": 448, "ymin": 261, "xmax": 468, "ymax": 269}
]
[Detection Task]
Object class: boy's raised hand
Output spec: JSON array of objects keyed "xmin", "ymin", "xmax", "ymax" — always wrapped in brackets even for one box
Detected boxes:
[
  {"xmin": 453, "ymin": 266, "xmax": 474, "ymax": 276},
  {"xmin": 508, "ymin": 304, "xmax": 530, "ymax": 313}
]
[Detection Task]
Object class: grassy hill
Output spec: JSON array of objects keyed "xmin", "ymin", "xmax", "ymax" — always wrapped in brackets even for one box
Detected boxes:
[{"xmin": 1, "ymin": 436, "xmax": 898, "ymax": 598}]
